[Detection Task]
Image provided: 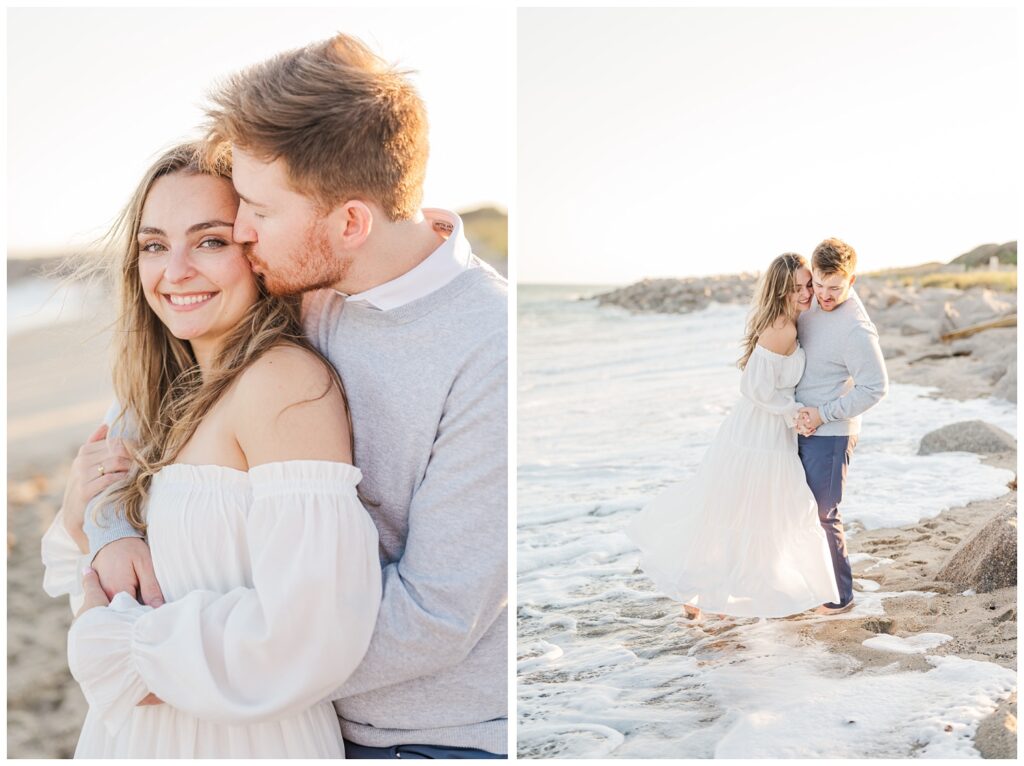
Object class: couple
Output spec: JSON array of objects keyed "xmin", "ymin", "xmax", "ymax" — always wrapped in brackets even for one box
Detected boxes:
[
  {"xmin": 40, "ymin": 34, "xmax": 507, "ymax": 758},
  {"xmin": 628, "ymin": 239, "xmax": 888, "ymax": 621}
]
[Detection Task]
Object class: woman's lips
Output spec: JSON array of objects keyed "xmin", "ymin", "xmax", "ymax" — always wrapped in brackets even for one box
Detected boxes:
[{"xmin": 163, "ymin": 292, "xmax": 218, "ymax": 311}]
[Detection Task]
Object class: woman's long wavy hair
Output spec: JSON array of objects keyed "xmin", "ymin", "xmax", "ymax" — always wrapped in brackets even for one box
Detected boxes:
[
  {"xmin": 86, "ymin": 142, "xmax": 351, "ymax": 533},
  {"xmin": 737, "ymin": 253, "xmax": 808, "ymax": 370}
]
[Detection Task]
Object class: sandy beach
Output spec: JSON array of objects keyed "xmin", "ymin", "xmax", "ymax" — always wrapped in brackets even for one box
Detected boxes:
[
  {"xmin": 7, "ymin": 311, "xmax": 115, "ymax": 758},
  {"xmin": 519, "ymin": 270, "xmax": 1016, "ymax": 758}
]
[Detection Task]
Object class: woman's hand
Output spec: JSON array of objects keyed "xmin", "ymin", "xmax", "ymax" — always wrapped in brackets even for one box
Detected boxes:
[
  {"xmin": 76, "ymin": 566, "xmax": 110, "ymax": 617},
  {"xmin": 76, "ymin": 568, "xmax": 165, "ymax": 707},
  {"xmin": 61, "ymin": 423, "xmax": 135, "ymax": 551}
]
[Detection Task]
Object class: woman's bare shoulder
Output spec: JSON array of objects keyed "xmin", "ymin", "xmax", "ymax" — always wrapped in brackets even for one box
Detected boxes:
[
  {"xmin": 757, "ymin": 320, "xmax": 798, "ymax": 355},
  {"xmin": 228, "ymin": 344, "xmax": 351, "ymax": 466},
  {"xmin": 237, "ymin": 344, "xmax": 335, "ymax": 394}
]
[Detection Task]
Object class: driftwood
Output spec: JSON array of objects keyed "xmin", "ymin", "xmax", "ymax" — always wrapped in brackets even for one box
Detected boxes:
[
  {"xmin": 940, "ymin": 314, "xmax": 1017, "ymax": 342},
  {"xmin": 907, "ymin": 350, "xmax": 972, "ymax": 365}
]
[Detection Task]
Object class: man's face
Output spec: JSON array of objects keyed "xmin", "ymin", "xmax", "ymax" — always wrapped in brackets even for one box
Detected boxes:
[
  {"xmin": 812, "ymin": 269, "xmax": 856, "ymax": 312},
  {"xmin": 230, "ymin": 146, "xmax": 349, "ymax": 296}
]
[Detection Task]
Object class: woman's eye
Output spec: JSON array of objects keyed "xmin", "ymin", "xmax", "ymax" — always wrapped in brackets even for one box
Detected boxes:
[
  {"xmin": 199, "ymin": 238, "xmax": 228, "ymax": 249},
  {"xmin": 139, "ymin": 242, "xmax": 165, "ymax": 253},
  {"xmin": 253, "ymin": 212, "xmax": 266, "ymax": 220}
]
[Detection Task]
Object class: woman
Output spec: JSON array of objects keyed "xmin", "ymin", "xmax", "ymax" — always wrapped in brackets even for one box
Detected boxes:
[
  {"xmin": 40, "ymin": 142, "xmax": 382, "ymax": 757},
  {"xmin": 626, "ymin": 253, "xmax": 839, "ymax": 621}
]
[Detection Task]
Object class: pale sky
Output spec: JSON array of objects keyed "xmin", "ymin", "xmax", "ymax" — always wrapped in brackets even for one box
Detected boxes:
[
  {"xmin": 7, "ymin": 7, "xmax": 512, "ymax": 255},
  {"xmin": 519, "ymin": 7, "xmax": 1019, "ymax": 284}
]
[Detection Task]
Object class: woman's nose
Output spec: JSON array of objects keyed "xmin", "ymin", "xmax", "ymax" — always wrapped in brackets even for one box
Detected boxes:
[{"xmin": 164, "ymin": 246, "xmax": 196, "ymax": 283}]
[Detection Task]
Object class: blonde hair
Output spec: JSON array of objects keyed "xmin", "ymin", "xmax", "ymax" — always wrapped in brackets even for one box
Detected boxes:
[
  {"xmin": 89, "ymin": 142, "xmax": 351, "ymax": 533},
  {"xmin": 738, "ymin": 253, "xmax": 808, "ymax": 370},
  {"xmin": 812, "ymin": 238, "xmax": 857, "ymax": 277},
  {"xmin": 204, "ymin": 32, "xmax": 428, "ymax": 221}
]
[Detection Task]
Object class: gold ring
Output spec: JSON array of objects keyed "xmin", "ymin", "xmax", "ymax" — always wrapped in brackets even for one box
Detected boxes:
[{"xmin": 98, "ymin": 464, "xmax": 106, "ymax": 477}]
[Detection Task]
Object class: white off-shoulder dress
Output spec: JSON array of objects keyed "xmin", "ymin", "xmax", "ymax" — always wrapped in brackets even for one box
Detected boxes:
[
  {"xmin": 626, "ymin": 344, "xmax": 840, "ymax": 617},
  {"xmin": 41, "ymin": 460, "xmax": 381, "ymax": 758}
]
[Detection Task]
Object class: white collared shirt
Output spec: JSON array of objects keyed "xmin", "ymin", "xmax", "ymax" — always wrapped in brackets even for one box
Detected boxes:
[{"xmin": 339, "ymin": 208, "xmax": 472, "ymax": 311}]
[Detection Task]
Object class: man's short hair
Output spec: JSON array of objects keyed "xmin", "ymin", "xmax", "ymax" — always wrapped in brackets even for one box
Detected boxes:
[
  {"xmin": 812, "ymin": 238, "xmax": 857, "ymax": 277},
  {"xmin": 205, "ymin": 33, "xmax": 428, "ymax": 221}
]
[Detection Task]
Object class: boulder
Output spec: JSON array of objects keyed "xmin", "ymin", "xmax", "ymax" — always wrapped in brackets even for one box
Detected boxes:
[
  {"xmin": 936, "ymin": 506, "xmax": 1017, "ymax": 592},
  {"xmin": 993, "ymin": 364, "xmax": 1017, "ymax": 403},
  {"xmin": 918, "ymin": 421, "xmax": 1016, "ymax": 455}
]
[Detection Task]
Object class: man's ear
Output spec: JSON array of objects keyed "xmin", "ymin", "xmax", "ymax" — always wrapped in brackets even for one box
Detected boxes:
[
  {"xmin": 849, "ymin": 273, "xmax": 857, "ymax": 288},
  {"xmin": 335, "ymin": 200, "xmax": 373, "ymax": 249}
]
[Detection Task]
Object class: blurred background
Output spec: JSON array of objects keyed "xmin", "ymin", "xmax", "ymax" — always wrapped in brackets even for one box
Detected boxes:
[{"xmin": 7, "ymin": 7, "xmax": 510, "ymax": 758}]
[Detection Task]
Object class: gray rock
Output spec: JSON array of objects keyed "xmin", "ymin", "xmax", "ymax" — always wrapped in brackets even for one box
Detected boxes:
[
  {"xmin": 918, "ymin": 421, "xmax": 1016, "ymax": 455},
  {"xmin": 941, "ymin": 290, "xmax": 1015, "ymax": 333},
  {"xmin": 937, "ymin": 506, "xmax": 1017, "ymax": 593},
  {"xmin": 901, "ymin": 318, "xmax": 938, "ymax": 337},
  {"xmin": 993, "ymin": 364, "xmax": 1017, "ymax": 403}
]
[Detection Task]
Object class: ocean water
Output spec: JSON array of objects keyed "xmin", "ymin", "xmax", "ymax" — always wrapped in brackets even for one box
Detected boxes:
[
  {"xmin": 7, "ymin": 276, "xmax": 98, "ymax": 337},
  {"xmin": 517, "ymin": 284, "xmax": 1017, "ymax": 759}
]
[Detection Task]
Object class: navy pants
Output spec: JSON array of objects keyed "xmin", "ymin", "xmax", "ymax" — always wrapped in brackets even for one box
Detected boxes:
[
  {"xmin": 797, "ymin": 434, "xmax": 857, "ymax": 608},
  {"xmin": 344, "ymin": 740, "xmax": 507, "ymax": 759}
]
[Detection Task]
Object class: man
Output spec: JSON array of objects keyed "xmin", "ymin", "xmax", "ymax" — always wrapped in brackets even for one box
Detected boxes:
[
  {"xmin": 83, "ymin": 34, "xmax": 508, "ymax": 758},
  {"xmin": 794, "ymin": 238, "xmax": 888, "ymax": 616}
]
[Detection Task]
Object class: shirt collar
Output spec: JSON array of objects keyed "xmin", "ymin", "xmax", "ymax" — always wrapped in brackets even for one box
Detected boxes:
[{"xmin": 339, "ymin": 209, "xmax": 472, "ymax": 312}]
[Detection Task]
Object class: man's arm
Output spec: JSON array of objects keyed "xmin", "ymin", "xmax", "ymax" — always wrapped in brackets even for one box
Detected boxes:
[
  {"xmin": 82, "ymin": 402, "xmax": 164, "ymax": 607},
  {"xmin": 332, "ymin": 331, "xmax": 508, "ymax": 698},
  {"xmin": 818, "ymin": 323, "xmax": 889, "ymax": 424},
  {"xmin": 82, "ymin": 401, "xmax": 144, "ymax": 559}
]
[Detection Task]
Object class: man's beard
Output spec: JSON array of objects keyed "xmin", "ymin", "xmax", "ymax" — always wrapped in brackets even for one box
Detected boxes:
[{"xmin": 245, "ymin": 218, "xmax": 348, "ymax": 297}]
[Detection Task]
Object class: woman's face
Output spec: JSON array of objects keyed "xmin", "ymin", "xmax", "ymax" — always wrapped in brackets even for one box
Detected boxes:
[
  {"xmin": 136, "ymin": 173, "xmax": 259, "ymax": 354},
  {"xmin": 790, "ymin": 266, "xmax": 813, "ymax": 314}
]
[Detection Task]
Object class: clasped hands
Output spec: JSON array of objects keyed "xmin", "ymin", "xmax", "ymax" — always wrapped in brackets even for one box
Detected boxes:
[
  {"xmin": 795, "ymin": 407, "xmax": 822, "ymax": 436},
  {"xmin": 76, "ymin": 543, "xmax": 165, "ymax": 707}
]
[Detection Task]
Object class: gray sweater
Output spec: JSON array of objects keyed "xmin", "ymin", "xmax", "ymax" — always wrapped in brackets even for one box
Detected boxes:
[
  {"xmin": 795, "ymin": 289, "xmax": 889, "ymax": 436},
  {"xmin": 85, "ymin": 261, "xmax": 508, "ymax": 753}
]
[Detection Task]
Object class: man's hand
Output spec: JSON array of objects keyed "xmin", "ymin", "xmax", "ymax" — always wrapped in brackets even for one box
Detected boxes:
[
  {"xmin": 796, "ymin": 407, "xmax": 823, "ymax": 436},
  {"xmin": 92, "ymin": 537, "xmax": 165, "ymax": 607},
  {"xmin": 76, "ymin": 568, "xmax": 165, "ymax": 707},
  {"xmin": 798, "ymin": 407, "xmax": 823, "ymax": 430}
]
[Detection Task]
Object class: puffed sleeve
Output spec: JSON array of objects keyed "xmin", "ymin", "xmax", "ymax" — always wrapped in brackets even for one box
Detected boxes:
[
  {"xmin": 739, "ymin": 347, "xmax": 803, "ymax": 427},
  {"xmin": 41, "ymin": 509, "xmax": 90, "ymax": 615},
  {"xmin": 67, "ymin": 460, "xmax": 381, "ymax": 735}
]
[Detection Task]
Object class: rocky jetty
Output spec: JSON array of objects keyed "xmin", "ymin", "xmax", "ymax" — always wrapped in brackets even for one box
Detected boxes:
[
  {"xmin": 591, "ymin": 272, "xmax": 1018, "ymax": 403},
  {"xmin": 592, "ymin": 273, "xmax": 758, "ymax": 314}
]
